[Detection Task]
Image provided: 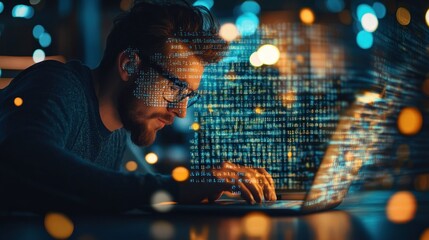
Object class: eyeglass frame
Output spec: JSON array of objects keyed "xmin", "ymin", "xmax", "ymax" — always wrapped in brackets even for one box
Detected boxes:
[{"xmin": 137, "ymin": 54, "xmax": 201, "ymax": 108}]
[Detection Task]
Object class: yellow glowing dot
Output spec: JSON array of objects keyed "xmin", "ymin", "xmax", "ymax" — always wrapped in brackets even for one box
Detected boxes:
[
  {"xmin": 145, "ymin": 152, "xmax": 158, "ymax": 164},
  {"xmin": 300, "ymin": 8, "xmax": 315, "ymax": 25},
  {"xmin": 172, "ymin": 166, "xmax": 189, "ymax": 182},
  {"xmin": 14, "ymin": 97, "xmax": 23, "ymax": 107},
  {"xmin": 243, "ymin": 212, "xmax": 270, "ymax": 238},
  {"xmin": 422, "ymin": 79, "xmax": 429, "ymax": 96},
  {"xmin": 125, "ymin": 160, "xmax": 138, "ymax": 172},
  {"xmin": 257, "ymin": 44, "xmax": 280, "ymax": 65},
  {"xmin": 386, "ymin": 191, "xmax": 416, "ymax": 223},
  {"xmin": 254, "ymin": 107, "xmax": 263, "ymax": 114},
  {"xmin": 420, "ymin": 228, "xmax": 429, "ymax": 240},
  {"xmin": 397, "ymin": 107, "xmax": 423, "ymax": 135},
  {"xmin": 280, "ymin": 92, "xmax": 296, "ymax": 107},
  {"xmin": 396, "ymin": 7, "xmax": 411, "ymax": 26},
  {"xmin": 249, "ymin": 52, "xmax": 263, "ymax": 67},
  {"xmin": 219, "ymin": 23, "xmax": 240, "ymax": 42},
  {"xmin": 426, "ymin": 9, "xmax": 429, "ymax": 27},
  {"xmin": 191, "ymin": 122, "xmax": 200, "ymax": 131},
  {"xmin": 287, "ymin": 151, "xmax": 292, "ymax": 158},
  {"xmin": 44, "ymin": 212, "xmax": 74, "ymax": 239}
]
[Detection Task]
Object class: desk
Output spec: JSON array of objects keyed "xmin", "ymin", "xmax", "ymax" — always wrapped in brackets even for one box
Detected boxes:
[{"xmin": 1, "ymin": 191, "xmax": 428, "ymax": 240}]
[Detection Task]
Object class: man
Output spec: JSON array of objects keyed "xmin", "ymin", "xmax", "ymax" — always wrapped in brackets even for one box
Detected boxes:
[{"xmin": 0, "ymin": 1, "xmax": 276, "ymax": 212}]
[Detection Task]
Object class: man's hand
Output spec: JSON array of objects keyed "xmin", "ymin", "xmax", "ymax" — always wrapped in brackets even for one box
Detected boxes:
[{"xmin": 179, "ymin": 161, "xmax": 276, "ymax": 204}]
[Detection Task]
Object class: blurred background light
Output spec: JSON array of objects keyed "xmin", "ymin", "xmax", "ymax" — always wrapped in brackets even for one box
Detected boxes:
[
  {"xmin": 125, "ymin": 160, "xmax": 138, "ymax": 172},
  {"xmin": 32, "ymin": 25, "xmax": 45, "ymax": 39},
  {"xmin": 326, "ymin": 0, "xmax": 345, "ymax": 13},
  {"xmin": 32, "ymin": 49, "xmax": 45, "ymax": 63},
  {"xmin": 361, "ymin": 13, "xmax": 379, "ymax": 32},
  {"xmin": 249, "ymin": 52, "xmax": 263, "ymax": 67},
  {"xmin": 39, "ymin": 32, "xmax": 52, "ymax": 47},
  {"xmin": 151, "ymin": 191, "xmax": 174, "ymax": 212},
  {"xmin": 243, "ymin": 212, "xmax": 270, "ymax": 238},
  {"xmin": 12, "ymin": 4, "xmax": 34, "ymax": 19},
  {"xmin": 151, "ymin": 221, "xmax": 175, "ymax": 240},
  {"xmin": 396, "ymin": 7, "xmax": 411, "ymax": 26},
  {"xmin": 0, "ymin": 2, "xmax": 4, "ymax": 14},
  {"xmin": 193, "ymin": 0, "xmax": 214, "ymax": 10},
  {"xmin": 219, "ymin": 23, "xmax": 240, "ymax": 42},
  {"xmin": 145, "ymin": 152, "xmax": 158, "ymax": 164},
  {"xmin": 372, "ymin": 2, "xmax": 386, "ymax": 19},
  {"xmin": 240, "ymin": 1, "xmax": 261, "ymax": 15},
  {"xmin": 14, "ymin": 97, "xmax": 23, "ymax": 107},
  {"xmin": 397, "ymin": 107, "xmax": 423, "ymax": 135},
  {"xmin": 236, "ymin": 12, "xmax": 259, "ymax": 36},
  {"xmin": 386, "ymin": 191, "xmax": 416, "ymax": 223},
  {"xmin": 29, "ymin": 0, "xmax": 41, "ymax": 5},
  {"xmin": 356, "ymin": 30, "xmax": 373, "ymax": 49},
  {"xmin": 44, "ymin": 212, "xmax": 74, "ymax": 239},
  {"xmin": 172, "ymin": 166, "xmax": 189, "ymax": 182},
  {"xmin": 257, "ymin": 44, "xmax": 280, "ymax": 65},
  {"xmin": 425, "ymin": 9, "xmax": 429, "ymax": 27},
  {"xmin": 300, "ymin": 8, "xmax": 315, "ymax": 25},
  {"xmin": 191, "ymin": 122, "xmax": 200, "ymax": 131},
  {"xmin": 356, "ymin": 4, "xmax": 375, "ymax": 21}
]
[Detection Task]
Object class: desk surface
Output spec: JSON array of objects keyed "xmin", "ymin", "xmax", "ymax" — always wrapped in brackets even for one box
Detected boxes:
[{"xmin": 1, "ymin": 190, "xmax": 429, "ymax": 240}]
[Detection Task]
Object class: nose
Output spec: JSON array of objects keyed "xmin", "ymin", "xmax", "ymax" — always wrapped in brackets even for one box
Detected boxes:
[{"xmin": 167, "ymin": 100, "xmax": 187, "ymax": 118}]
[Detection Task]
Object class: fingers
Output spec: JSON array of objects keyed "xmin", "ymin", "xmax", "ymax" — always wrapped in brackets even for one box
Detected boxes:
[{"xmin": 255, "ymin": 168, "xmax": 277, "ymax": 201}]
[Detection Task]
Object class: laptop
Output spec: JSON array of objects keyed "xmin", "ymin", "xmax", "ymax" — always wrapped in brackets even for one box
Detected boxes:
[{"xmin": 149, "ymin": 93, "xmax": 382, "ymax": 215}]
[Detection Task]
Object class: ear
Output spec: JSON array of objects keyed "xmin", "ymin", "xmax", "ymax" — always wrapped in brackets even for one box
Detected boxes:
[{"xmin": 117, "ymin": 49, "xmax": 140, "ymax": 82}]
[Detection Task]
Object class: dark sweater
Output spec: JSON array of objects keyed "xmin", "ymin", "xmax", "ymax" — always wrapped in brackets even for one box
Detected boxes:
[{"xmin": 0, "ymin": 60, "xmax": 178, "ymax": 212}]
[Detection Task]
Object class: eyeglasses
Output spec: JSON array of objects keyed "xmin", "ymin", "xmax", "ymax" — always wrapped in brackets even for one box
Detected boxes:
[{"xmin": 139, "ymin": 55, "xmax": 200, "ymax": 108}]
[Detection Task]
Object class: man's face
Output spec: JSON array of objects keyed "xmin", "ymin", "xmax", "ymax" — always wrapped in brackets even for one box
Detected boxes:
[{"xmin": 118, "ymin": 42, "xmax": 204, "ymax": 146}]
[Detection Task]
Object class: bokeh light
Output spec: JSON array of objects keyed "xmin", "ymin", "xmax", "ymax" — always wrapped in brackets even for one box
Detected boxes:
[
  {"xmin": 32, "ymin": 25, "xmax": 45, "ymax": 39},
  {"xmin": 151, "ymin": 221, "xmax": 175, "ymax": 240},
  {"xmin": 236, "ymin": 12, "xmax": 259, "ymax": 36},
  {"xmin": 0, "ymin": 68, "xmax": 2, "ymax": 77},
  {"xmin": 33, "ymin": 49, "xmax": 45, "ymax": 63},
  {"xmin": 191, "ymin": 122, "xmax": 200, "ymax": 131},
  {"xmin": 44, "ymin": 212, "xmax": 74, "ymax": 239},
  {"xmin": 396, "ymin": 7, "xmax": 411, "ymax": 26},
  {"xmin": 0, "ymin": 2, "xmax": 4, "ymax": 14},
  {"xmin": 414, "ymin": 174, "xmax": 429, "ymax": 191},
  {"xmin": 300, "ymin": 8, "xmax": 315, "ymax": 25},
  {"xmin": 421, "ymin": 228, "xmax": 429, "ymax": 240},
  {"xmin": 425, "ymin": 9, "xmax": 429, "ymax": 27},
  {"xmin": 125, "ymin": 160, "xmax": 138, "ymax": 172},
  {"xmin": 257, "ymin": 44, "xmax": 280, "ymax": 65},
  {"xmin": 373, "ymin": 2, "xmax": 386, "ymax": 19},
  {"xmin": 29, "ymin": 0, "xmax": 41, "ymax": 5},
  {"xmin": 356, "ymin": 30, "xmax": 373, "ymax": 49},
  {"xmin": 145, "ymin": 152, "xmax": 158, "ymax": 164},
  {"xmin": 151, "ymin": 190, "xmax": 175, "ymax": 212},
  {"xmin": 326, "ymin": 0, "xmax": 345, "ymax": 13},
  {"xmin": 249, "ymin": 52, "xmax": 263, "ymax": 67},
  {"xmin": 361, "ymin": 13, "xmax": 379, "ymax": 32},
  {"xmin": 397, "ymin": 107, "xmax": 423, "ymax": 135},
  {"xmin": 39, "ymin": 32, "xmax": 52, "ymax": 47},
  {"xmin": 240, "ymin": 1, "xmax": 260, "ymax": 15},
  {"xmin": 242, "ymin": 212, "xmax": 270, "ymax": 238},
  {"xmin": 172, "ymin": 166, "xmax": 189, "ymax": 182},
  {"xmin": 193, "ymin": 0, "xmax": 214, "ymax": 10},
  {"xmin": 219, "ymin": 23, "xmax": 239, "ymax": 42},
  {"xmin": 12, "ymin": 4, "xmax": 34, "ymax": 19},
  {"xmin": 386, "ymin": 191, "xmax": 417, "ymax": 223},
  {"xmin": 254, "ymin": 107, "xmax": 263, "ymax": 114},
  {"xmin": 356, "ymin": 4, "xmax": 375, "ymax": 21},
  {"xmin": 14, "ymin": 97, "xmax": 23, "ymax": 107}
]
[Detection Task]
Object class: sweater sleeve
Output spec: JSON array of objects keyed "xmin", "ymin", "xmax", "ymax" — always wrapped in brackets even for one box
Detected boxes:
[{"xmin": 0, "ymin": 61, "xmax": 179, "ymax": 212}]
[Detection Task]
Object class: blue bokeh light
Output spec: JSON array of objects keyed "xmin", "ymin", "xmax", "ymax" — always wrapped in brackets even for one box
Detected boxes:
[
  {"xmin": 356, "ymin": 30, "xmax": 373, "ymax": 49},
  {"xmin": 326, "ymin": 0, "xmax": 345, "ymax": 13},
  {"xmin": 373, "ymin": 2, "xmax": 386, "ymax": 19},
  {"xmin": 33, "ymin": 49, "xmax": 45, "ymax": 63},
  {"xmin": 193, "ymin": 0, "xmax": 214, "ymax": 10},
  {"xmin": 0, "ymin": 68, "xmax": 2, "ymax": 77},
  {"xmin": 12, "ymin": 4, "xmax": 34, "ymax": 19},
  {"xmin": 236, "ymin": 12, "xmax": 259, "ymax": 36},
  {"xmin": 356, "ymin": 4, "xmax": 375, "ymax": 21},
  {"xmin": 39, "ymin": 32, "xmax": 52, "ymax": 47},
  {"xmin": 32, "ymin": 25, "xmax": 44, "ymax": 39},
  {"xmin": 0, "ymin": 2, "xmax": 4, "ymax": 14},
  {"xmin": 240, "ymin": 1, "xmax": 261, "ymax": 15}
]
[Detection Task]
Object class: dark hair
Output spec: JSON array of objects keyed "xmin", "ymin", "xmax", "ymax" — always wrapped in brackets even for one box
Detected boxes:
[{"xmin": 98, "ymin": 0, "xmax": 229, "ymax": 71}]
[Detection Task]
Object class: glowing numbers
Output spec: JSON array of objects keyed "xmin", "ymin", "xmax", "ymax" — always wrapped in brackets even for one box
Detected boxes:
[{"xmin": 397, "ymin": 107, "xmax": 423, "ymax": 136}]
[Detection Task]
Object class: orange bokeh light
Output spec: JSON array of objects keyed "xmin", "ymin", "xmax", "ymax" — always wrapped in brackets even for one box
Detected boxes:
[
  {"xmin": 397, "ymin": 107, "xmax": 423, "ymax": 135},
  {"xmin": 386, "ymin": 191, "xmax": 417, "ymax": 223}
]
